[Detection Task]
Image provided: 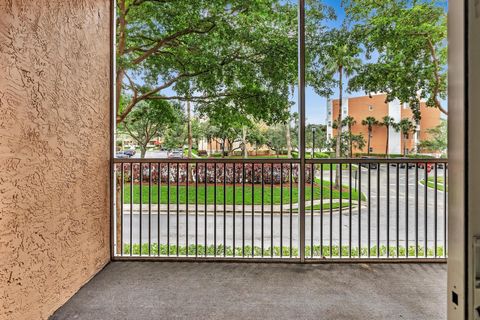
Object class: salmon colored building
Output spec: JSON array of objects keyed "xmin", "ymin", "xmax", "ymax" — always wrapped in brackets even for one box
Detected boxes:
[{"xmin": 327, "ymin": 94, "xmax": 442, "ymax": 155}]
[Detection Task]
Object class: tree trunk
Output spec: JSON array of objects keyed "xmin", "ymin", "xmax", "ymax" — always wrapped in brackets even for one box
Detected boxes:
[
  {"xmin": 367, "ymin": 129, "xmax": 371, "ymax": 156},
  {"xmin": 286, "ymin": 120, "xmax": 292, "ymax": 158},
  {"xmin": 385, "ymin": 126, "xmax": 389, "ymax": 157},
  {"xmin": 335, "ymin": 66, "xmax": 343, "ymax": 188},
  {"xmin": 349, "ymin": 125, "xmax": 353, "ymax": 158},
  {"xmin": 286, "ymin": 85, "xmax": 294, "ymax": 158},
  {"xmin": 187, "ymin": 98, "xmax": 192, "ymax": 158},
  {"xmin": 242, "ymin": 126, "xmax": 248, "ymax": 158},
  {"xmin": 140, "ymin": 145, "xmax": 147, "ymax": 158}
]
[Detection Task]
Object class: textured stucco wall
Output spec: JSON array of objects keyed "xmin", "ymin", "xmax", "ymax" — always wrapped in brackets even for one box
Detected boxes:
[{"xmin": 0, "ymin": 1, "xmax": 111, "ymax": 319}]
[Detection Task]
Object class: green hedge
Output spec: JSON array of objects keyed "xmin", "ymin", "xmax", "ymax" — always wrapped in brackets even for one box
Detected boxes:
[{"xmin": 123, "ymin": 243, "xmax": 445, "ymax": 258}]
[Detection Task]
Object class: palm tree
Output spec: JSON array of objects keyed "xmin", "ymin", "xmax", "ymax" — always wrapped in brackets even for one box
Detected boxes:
[
  {"xmin": 320, "ymin": 27, "xmax": 362, "ymax": 187},
  {"xmin": 361, "ymin": 116, "xmax": 380, "ymax": 156},
  {"xmin": 395, "ymin": 118, "xmax": 416, "ymax": 156},
  {"xmin": 380, "ymin": 115, "xmax": 396, "ymax": 157},
  {"xmin": 342, "ymin": 116, "xmax": 356, "ymax": 157}
]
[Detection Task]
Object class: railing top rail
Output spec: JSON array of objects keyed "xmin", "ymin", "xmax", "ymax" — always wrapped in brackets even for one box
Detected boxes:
[
  {"xmin": 113, "ymin": 157, "xmax": 301, "ymax": 164},
  {"xmin": 113, "ymin": 157, "xmax": 447, "ymax": 164},
  {"xmin": 306, "ymin": 158, "xmax": 448, "ymax": 164}
]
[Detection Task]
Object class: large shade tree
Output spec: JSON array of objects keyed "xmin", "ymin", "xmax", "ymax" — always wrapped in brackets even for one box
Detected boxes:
[
  {"xmin": 116, "ymin": 0, "xmax": 332, "ymax": 131},
  {"xmin": 344, "ymin": 0, "xmax": 447, "ymax": 121},
  {"xmin": 119, "ymin": 99, "xmax": 181, "ymax": 158}
]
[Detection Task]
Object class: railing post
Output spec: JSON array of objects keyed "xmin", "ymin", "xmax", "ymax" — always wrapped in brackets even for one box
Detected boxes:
[{"xmin": 298, "ymin": 0, "xmax": 306, "ymax": 263}]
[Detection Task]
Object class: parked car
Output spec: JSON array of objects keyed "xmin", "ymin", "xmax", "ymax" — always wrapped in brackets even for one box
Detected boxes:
[
  {"xmin": 390, "ymin": 158, "xmax": 415, "ymax": 169},
  {"xmin": 115, "ymin": 151, "xmax": 130, "ymax": 159},
  {"xmin": 417, "ymin": 162, "xmax": 434, "ymax": 173},
  {"xmin": 123, "ymin": 149, "xmax": 136, "ymax": 157},
  {"xmin": 359, "ymin": 156, "xmax": 378, "ymax": 169},
  {"xmin": 168, "ymin": 150, "xmax": 184, "ymax": 159}
]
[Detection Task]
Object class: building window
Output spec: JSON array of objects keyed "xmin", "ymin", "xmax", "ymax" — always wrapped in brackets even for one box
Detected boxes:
[{"xmin": 368, "ymin": 105, "xmax": 374, "ymax": 111}]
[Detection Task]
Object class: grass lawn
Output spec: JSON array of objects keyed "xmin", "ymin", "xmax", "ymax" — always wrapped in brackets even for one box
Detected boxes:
[
  {"xmin": 420, "ymin": 176, "xmax": 448, "ymax": 192},
  {"xmin": 123, "ymin": 181, "xmax": 366, "ymax": 205}
]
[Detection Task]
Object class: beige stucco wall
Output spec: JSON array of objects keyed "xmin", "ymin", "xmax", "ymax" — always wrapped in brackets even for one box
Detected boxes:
[{"xmin": 0, "ymin": 1, "xmax": 111, "ymax": 319}]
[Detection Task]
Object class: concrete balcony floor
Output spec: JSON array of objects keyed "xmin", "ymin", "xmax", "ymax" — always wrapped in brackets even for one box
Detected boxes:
[{"xmin": 51, "ymin": 262, "xmax": 446, "ymax": 320}]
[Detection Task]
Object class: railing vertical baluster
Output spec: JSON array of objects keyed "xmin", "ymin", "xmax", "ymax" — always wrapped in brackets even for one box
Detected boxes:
[
  {"xmin": 311, "ymin": 163, "xmax": 314, "ymax": 258},
  {"xmin": 386, "ymin": 163, "xmax": 390, "ymax": 258},
  {"xmin": 176, "ymin": 163, "xmax": 179, "ymax": 256},
  {"xmin": 224, "ymin": 163, "xmax": 226, "ymax": 257},
  {"xmin": 349, "ymin": 163, "xmax": 352, "ymax": 258},
  {"xmin": 252, "ymin": 164, "xmax": 255, "ymax": 257},
  {"xmin": 367, "ymin": 163, "xmax": 371, "ymax": 258},
  {"xmin": 271, "ymin": 163, "xmax": 274, "ymax": 258},
  {"xmin": 358, "ymin": 165, "xmax": 362, "ymax": 258},
  {"xmin": 120, "ymin": 164, "xmax": 124, "ymax": 256},
  {"xmin": 339, "ymin": 163, "xmax": 343, "ymax": 258},
  {"xmin": 444, "ymin": 163, "xmax": 447, "ymax": 258},
  {"xmin": 149, "ymin": 163, "xmax": 152, "ymax": 256},
  {"xmin": 242, "ymin": 163, "xmax": 245, "ymax": 257},
  {"xmin": 377, "ymin": 163, "xmax": 380, "ymax": 258},
  {"xmin": 415, "ymin": 163, "xmax": 419, "ymax": 257},
  {"xmin": 329, "ymin": 165, "xmax": 333, "ymax": 258},
  {"xmin": 186, "ymin": 163, "xmax": 189, "ymax": 257},
  {"xmin": 233, "ymin": 163, "xmax": 236, "ymax": 257},
  {"xmin": 158, "ymin": 163, "xmax": 161, "ymax": 256},
  {"xmin": 195, "ymin": 163, "xmax": 198, "ymax": 257},
  {"xmin": 140, "ymin": 163, "xmax": 143, "ymax": 256},
  {"xmin": 167, "ymin": 163, "xmax": 170, "ymax": 256},
  {"xmin": 214, "ymin": 163, "xmax": 217, "ymax": 257},
  {"xmin": 320, "ymin": 164, "xmax": 323, "ymax": 256},
  {"xmin": 204, "ymin": 163, "xmax": 207, "ymax": 256},
  {"xmin": 261, "ymin": 163, "xmax": 265, "ymax": 257},
  {"xmin": 434, "ymin": 163, "xmax": 438, "ymax": 258},
  {"xmin": 424, "ymin": 162, "xmax": 428, "ymax": 258},
  {"xmin": 396, "ymin": 164, "xmax": 399, "ymax": 257},
  {"xmin": 405, "ymin": 164, "xmax": 409, "ymax": 258},
  {"xmin": 290, "ymin": 163, "xmax": 293, "ymax": 258},
  {"xmin": 130, "ymin": 163, "xmax": 133, "ymax": 256},
  {"xmin": 280, "ymin": 165, "xmax": 283, "ymax": 257}
]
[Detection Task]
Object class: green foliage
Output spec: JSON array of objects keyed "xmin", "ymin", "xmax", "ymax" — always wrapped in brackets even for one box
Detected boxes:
[
  {"xmin": 418, "ymin": 119, "xmax": 447, "ymax": 155},
  {"xmin": 123, "ymin": 243, "xmax": 445, "ymax": 258},
  {"xmin": 264, "ymin": 125, "xmax": 288, "ymax": 156},
  {"xmin": 118, "ymin": 98, "xmax": 181, "ymax": 157},
  {"xmin": 345, "ymin": 0, "xmax": 448, "ymax": 119},
  {"xmin": 116, "ymin": 0, "xmax": 333, "ymax": 125}
]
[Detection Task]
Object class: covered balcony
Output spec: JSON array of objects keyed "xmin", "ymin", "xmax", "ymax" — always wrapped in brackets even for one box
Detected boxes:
[{"xmin": 3, "ymin": 1, "xmax": 474, "ymax": 320}]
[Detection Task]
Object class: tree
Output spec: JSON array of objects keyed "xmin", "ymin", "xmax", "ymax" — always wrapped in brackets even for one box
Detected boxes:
[
  {"xmin": 341, "ymin": 116, "xmax": 356, "ymax": 157},
  {"xmin": 395, "ymin": 118, "xmax": 416, "ymax": 156},
  {"xmin": 418, "ymin": 119, "xmax": 447, "ymax": 155},
  {"xmin": 328, "ymin": 132, "xmax": 365, "ymax": 156},
  {"xmin": 115, "ymin": 0, "xmax": 333, "ymax": 127},
  {"xmin": 246, "ymin": 125, "xmax": 267, "ymax": 156},
  {"xmin": 345, "ymin": 0, "xmax": 447, "ymax": 120},
  {"xmin": 119, "ymin": 99, "xmax": 181, "ymax": 158},
  {"xmin": 361, "ymin": 116, "xmax": 380, "ymax": 156},
  {"xmin": 309, "ymin": 26, "xmax": 362, "ymax": 187},
  {"xmin": 264, "ymin": 125, "xmax": 288, "ymax": 157},
  {"xmin": 162, "ymin": 114, "xmax": 187, "ymax": 151},
  {"xmin": 380, "ymin": 115, "xmax": 396, "ymax": 157}
]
